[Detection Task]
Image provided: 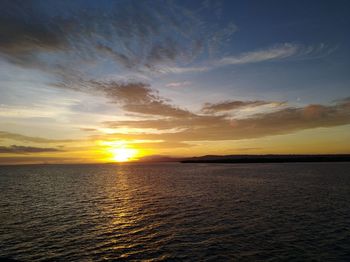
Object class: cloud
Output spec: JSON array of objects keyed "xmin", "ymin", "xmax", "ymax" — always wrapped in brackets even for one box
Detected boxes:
[
  {"xmin": 103, "ymin": 97, "xmax": 350, "ymax": 142},
  {"xmin": 166, "ymin": 81, "xmax": 191, "ymax": 88},
  {"xmin": 79, "ymin": 128, "xmax": 97, "ymax": 132},
  {"xmin": 215, "ymin": 43, "xmax": 332, "ymax": 67},
  {"xmin": 105, "ymin": 115, "xmax": 226, "ymax": 130},
  {"xmin": 0, "ymin": 1, "xmax": 70, "ymax": 68},
  {"xmin": 0, "ymin": 145, "xmax": 63, "ymax": 154},
  {"xmin": 75, "ymin": 81, "xmax": 195, "ymax": 118},
  {"xmin": 0, "ymin": 131, "xmax": 73, "ymax": 143},
  {"xmin": 95, "ymin": 44, "xmax": 136, "ymax": 69},
  {"xmin": 0, "ymin": 3, "xmax": 57, "ymax": 54},
  {"xmin": 201, "ymin": 100, "xmax": 285, "ymax": 113},
  {"xmin": 0, "ymin": 0, "xmax": 235, "ymax": 74},
  {"xmin": 207, "ymin": 22, "xmax": 238, "ymax": 56},
  {"xmin": 0, "ymin": 156, "xmax": 85, "ymax": 165},
  {"xmin": 152, "ymin": 43, "xmax": 329, "ymax": 74},
  {"xmin": 130, "ymin": 141, "xmax": 194, "ymax": 149},
  {"xmin": 153, "ymin": 66, "xmax": 209, "ymax": 74},
  {"xmin": 216, "ymin": 43, "xmax": 301, "ymax": 66},
  {"xmin": 58, "ymin": 78, "xmax": 196, "ymax": 118}
]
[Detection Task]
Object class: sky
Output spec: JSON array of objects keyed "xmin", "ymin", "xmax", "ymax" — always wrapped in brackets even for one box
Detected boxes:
[{"xmin": 0, "ymin": 0, "xmax": 350, "ymax": 164}]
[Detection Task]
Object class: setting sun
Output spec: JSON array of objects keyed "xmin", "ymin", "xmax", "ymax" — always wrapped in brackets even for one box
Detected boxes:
[
  {"xmin": 98, "ymin": 141, "xmax": 140, "ymax": 162},
  {"xmin": 110, "ymin": 147, "xmax": 138, "ymax": 162}
]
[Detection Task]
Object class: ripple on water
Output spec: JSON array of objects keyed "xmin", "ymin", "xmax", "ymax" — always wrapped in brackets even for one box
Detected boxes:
[{"xmin": 0, "ymin": 163, "xmax": 350, "ymax": 261}]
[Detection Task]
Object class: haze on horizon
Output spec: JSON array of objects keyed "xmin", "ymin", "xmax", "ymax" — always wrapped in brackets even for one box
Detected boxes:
[{"xmin": 0, "ymin": 0, "xmax": 350, "ymax": 165}]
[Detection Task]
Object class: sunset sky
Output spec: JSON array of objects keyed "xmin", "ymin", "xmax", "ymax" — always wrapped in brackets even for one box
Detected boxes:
[{"xmin": 1, "ymin": 0, "xmax": 350, "ymax": 164}]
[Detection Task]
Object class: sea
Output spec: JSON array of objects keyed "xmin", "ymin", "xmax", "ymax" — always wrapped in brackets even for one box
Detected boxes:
[{"xmin": 0, "ymin": 162, "xmax": 349, "ymax": 261}]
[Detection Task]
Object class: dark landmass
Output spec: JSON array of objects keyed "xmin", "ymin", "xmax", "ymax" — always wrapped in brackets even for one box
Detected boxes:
[
  {"xmin": 135, "ymin": 155, "xmax": 185, "ymax": 163},
  {"xmin": 181, "ymin": 154, "xmax": 350, "ymax": 163}
]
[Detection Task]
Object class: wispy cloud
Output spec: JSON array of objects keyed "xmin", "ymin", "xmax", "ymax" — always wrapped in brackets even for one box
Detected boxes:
[
  {"xmin": 0, "ymin": 0, "xmax": 236, "ymax": 76},
  {"xmin": 150, "ymin": 65, "xmax": 210, "ymax": 74},
  {"xmin": 166, "ymin": 81, "xmax": 191, "ymax": 88},
  {"xmin": 216, "ymin": 43, "xmax": 300, "ymax": 66},
  {"xmin": 156, "ymin": 43, "xmax": 329, "ymax": 74},
  {"xmin": 0, "ymin": 0, "xmax": 333, "ymax": 111},
  {"xmin": 225, "ymin": 43, "xmax": 336, "ymax": 65},
  {"xmin": 201, "ymin": 100, "xmax": 286, "ymax": 113}
]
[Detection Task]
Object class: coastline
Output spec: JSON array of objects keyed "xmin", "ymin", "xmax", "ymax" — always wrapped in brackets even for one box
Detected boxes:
[{"xmin": 181, "ymin": 154, "xmax": 350, "ymax": 164}]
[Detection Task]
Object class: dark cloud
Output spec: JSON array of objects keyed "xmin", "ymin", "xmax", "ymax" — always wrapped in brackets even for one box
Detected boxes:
[
  {"xmin": 87, "ymin": 81, "xmax": 195, "ymax": 118},
  {"xmin": 0, "ymin": 145, "xmax": 63, "ymax": 154},
  {"xmin": 79, "ymin": 128, "xmax": 97, "ymax": 132},
  {"xmin": 0, "ymin": 156, "xmax": 82, "ymax": 165},
  {"xmin": 58, "ymin": 79, "xmax": 194, "ymax": 118},
  {"xmin": 0, "ymin": 1, "xmax": 69, "ymax": 68},
  {"xmin": 202, "ymin": 100, "xmax": 285, "ymax": 113},
  {"xmin": 0, "ymin": 0, "xmax": 235, "ymax": 73}
]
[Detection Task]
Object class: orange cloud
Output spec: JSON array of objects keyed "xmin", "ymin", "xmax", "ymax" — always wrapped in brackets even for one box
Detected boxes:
[{"xmin": 102, "ymin": 97, "xmax": 350, "ymax": 142}]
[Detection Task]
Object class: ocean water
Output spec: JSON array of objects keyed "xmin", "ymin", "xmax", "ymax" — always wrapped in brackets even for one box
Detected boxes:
[{"xmin": 0, "ymin": 163, "xmax": 349, "ymax": 261}]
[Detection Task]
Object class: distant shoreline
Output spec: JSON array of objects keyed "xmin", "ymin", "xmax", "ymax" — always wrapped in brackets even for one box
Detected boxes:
[
  {"xmin": 1, "ymin": 155, "xmax": 350, "ymax": 166},
  {"xmin": 181, "ymin": 155, "xmax": 350, "ymax": 164}
]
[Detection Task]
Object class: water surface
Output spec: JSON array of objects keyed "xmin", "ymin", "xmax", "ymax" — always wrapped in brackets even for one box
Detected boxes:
[{"xmin": 0, "ymin": 163, "xmax": 349, "ymax": 261}]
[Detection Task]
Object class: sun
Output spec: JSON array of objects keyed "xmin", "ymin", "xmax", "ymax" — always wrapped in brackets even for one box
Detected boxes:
[
  {"xmin": 110, "ymin": 147, "xmax": 137, "ymax": 162},
  {"xmin": 99, "ymin": 140, "xmax": 140, "ymax": 162}
]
